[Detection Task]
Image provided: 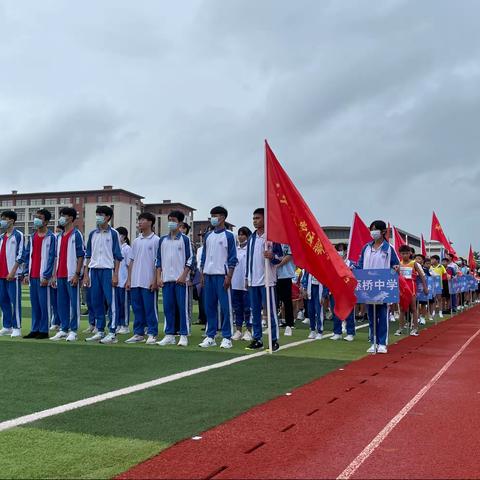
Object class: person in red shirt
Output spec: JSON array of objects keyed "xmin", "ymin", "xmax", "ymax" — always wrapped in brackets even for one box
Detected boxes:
[{"xmin": 23, "ymin": 209, "xmax": 56, "ymax": 339}]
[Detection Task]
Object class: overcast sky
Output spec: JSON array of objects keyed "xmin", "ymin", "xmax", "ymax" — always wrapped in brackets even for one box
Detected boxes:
[{"xmin": 1, "ymin": 0, "xmax": 478, "ymax": 253}]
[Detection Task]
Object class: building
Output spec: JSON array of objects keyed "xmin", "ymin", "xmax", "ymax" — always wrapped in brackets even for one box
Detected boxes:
[
  {"xmin": 0, "ymin": 186, "xmax": 143, "ymax": 237},
  {"xmin": 192, "ymin": 220, "xmax": 235, "ymax": 246},
  {"xmin": 143, "ymin": 200, "xmax": 196, "ymax": 237}
]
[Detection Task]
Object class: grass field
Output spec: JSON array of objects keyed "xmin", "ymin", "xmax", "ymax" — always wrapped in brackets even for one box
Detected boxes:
[{"xmin": 0, "ymin": 287, "xmax": 450, "ymax": 479}]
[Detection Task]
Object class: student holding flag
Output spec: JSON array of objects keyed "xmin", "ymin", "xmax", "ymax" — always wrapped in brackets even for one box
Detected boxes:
[{"xmin": 358, "ymin": 220, "xmax": 400, "ymax": 354}]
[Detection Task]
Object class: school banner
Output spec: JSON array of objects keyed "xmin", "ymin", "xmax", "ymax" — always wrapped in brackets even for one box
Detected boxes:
[{"xmin": 354, "ymin": 269, "xmax": 400, "ymax": 304}]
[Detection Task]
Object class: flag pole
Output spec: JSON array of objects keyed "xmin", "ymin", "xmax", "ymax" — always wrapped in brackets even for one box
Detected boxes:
[{"xmin": 264, "ymin": 141, "xmax": 274, "ymax": 354}]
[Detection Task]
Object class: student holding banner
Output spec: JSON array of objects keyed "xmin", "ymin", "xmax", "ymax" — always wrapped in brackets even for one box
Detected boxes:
[
  {"xmin": 430, "ymin": 255, "xmax": 446, "ymax": 318},
  {"xmin": 358, "ymin": 220, "xmax": 399, "ymax": 354},
  {"xmin": 415, "ymin": 254, "xmax": 430, "ymax": 324}
]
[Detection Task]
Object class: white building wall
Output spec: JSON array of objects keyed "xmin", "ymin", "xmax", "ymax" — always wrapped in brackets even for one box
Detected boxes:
[{"xmin": 84, "ymin": 202, "xmax": 140, "ymax": 237}]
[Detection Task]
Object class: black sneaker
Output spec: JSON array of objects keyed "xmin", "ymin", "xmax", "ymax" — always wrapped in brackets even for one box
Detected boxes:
[
  {"xmin": 246, "ymin": 340, "xmax": 264, "ymax": 350},
  {"xmin": 272, "ymin": 341, "xmax": 280, "ymax": 352},
  {"xmin": 23, "ymin": 331, "xmax": 39, "ymax": 339},
  {"xmin": 36, "ymin": 332, "xmax": 49, "ymax": 339}
]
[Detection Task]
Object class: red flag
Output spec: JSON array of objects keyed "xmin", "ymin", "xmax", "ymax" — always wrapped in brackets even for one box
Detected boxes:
[
  {"xmin": 421, "ymin": 234, "xmax": 427, "ymax": 257},
  {"xmin": 399, "ymin": 276, "xmax": 414, "ymax": 312},
  {"xmin": 468, "ymin": 245, "xmax": 476, "ymax": 273},
  {"xmin": 347, "ymin": 212, "xmax": 372, "ymax": 264},
  {"xmin": 265, "ymin": 141, "xmax": 357, "ymax": 320},
  {"xmin": 430, "ymin": 212, "xmax": 458, "ymax": 260},
  {"xmin": 392, "ymin": 226, "xmax": 406, "ymax": 257}
]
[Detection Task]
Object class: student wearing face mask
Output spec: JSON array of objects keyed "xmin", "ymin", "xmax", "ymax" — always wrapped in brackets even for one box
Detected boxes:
[
  {"xmin": 199, "ymin": 206, "xmax": 238, "ymax": 349},
  {"xmin": 358, "ymin": 220, "xmax": 400, "ymax": 354},
  {"xmin": 0, "ymin": 210, "xmax": 26, "ymax": 338},
  {"xmin": 331, "ymin": 242, "xmax": 356, "ymax": 342},
  {"xmin": 50, "ymin": 207, "xmax": 85, "ymax": 342},
  {"xmin": 276, "ymin": 244, "xmax": 296, "ymax": 337},
  {"xmin": 114, "ymin": 227, "xmax": 132, "ymax": 335},
  {"xmin": 22, "ymin": 209, "xmax": 56, "ymax": 339},
  {"xmin": 156, "ymin": 211, "xmax": 194, "ymax": 347},
  {"xmin": 49, "ymin": 224, "xmax": 64, "ymax": 332},
  {"xmin": 83, "ymin": 205, "xmax": 123, "ymax": 344},
  {"xmin": 231, "ymin": 226, "xmax": 253, "ymax": 342}
]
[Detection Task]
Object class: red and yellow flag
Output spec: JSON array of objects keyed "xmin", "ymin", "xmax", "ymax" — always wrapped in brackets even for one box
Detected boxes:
[{"xmin": 430, "ymin": 212, "xmax": 457, "ymax": 260}]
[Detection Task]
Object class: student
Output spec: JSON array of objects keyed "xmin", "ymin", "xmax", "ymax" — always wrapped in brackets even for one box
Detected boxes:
[
  {"xmin": 414, "ymin": 254, "xmax": 430, "ymax": 324},
  {"xmin": 395, "ymin": 245, "xmax": 427, "ymax": 337},
  {"xmin": 276, "ymin": 244, "xmax": 296, "ymax": 336},
  {"xmin": 445, "ymin": 253, "xmax": 458, "ymax": 313},
  {"xmin": 358, "ymin": 220, "xmax": 399, "ymax": 354},
  {"xmin": 331, "ymin": 243, "xmax": 356, "ymax": 341},
  {"xmin": 430, "ymin": 255, "xmax": 446, "ymax": 318},
  {"xmin": 49, "ymin": 224, "xmax": 64, "ymax": 332},
  {"xmin": 245, "ymin": 208, "xmax": 283, "ymax": 351},
  {"xmin": 50, "ymin": 207, "xmax": 85, "ymax": 342},
  {"xmin": 199, "ymin": 206, "xmax": 238, "ymax": 348},
  {"xmin": 301, "ymin": 270, "xmax": 324, "ymax": 340},
  {"xmin": 115, "ymin": 227, "xmax": 132, "ymax": 335},
  {"xmin": 23, "ymin": 209, "xmax": 56, "ymax": 339},
  {"xmin": 84, "ymin": 206, "xmax": 123, "ymax": 344},
  {"xmin": 423, "ymin": 257, "xmax": 435, "ymax": 321},
  {"xmin": 440, "ymin": 257, "xmax": 452, "ymax": 313},
  {"xmin": 177, "ymin": 221, "xmax": 194, "ymax": 330},
  {"xmin": 156, "ymin": 211, "xmax": 194, "ymax": 347},
  {"xmin": 0, "ymin": 210, "xmax": 25, "ymax": 338},
  {"xmin": 231, "ymin": 226, "xmax": 253, "ymax": 341}
]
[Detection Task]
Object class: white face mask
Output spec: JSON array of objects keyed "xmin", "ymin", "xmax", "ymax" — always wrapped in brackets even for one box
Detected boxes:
[
  {"xmin": 337, "ymin": 250, "xmax": 345, "ymax": 257},
  {"xmin": 370, "ymin": 230, "xmax": 382, "ymax": 241}
]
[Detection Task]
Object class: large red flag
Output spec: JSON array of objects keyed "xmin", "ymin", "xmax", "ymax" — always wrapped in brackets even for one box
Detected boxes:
[
  {"xmin": 468, "ymin": 245, "xmax": 476, "ymax": 273},
  {"xmin": 430, "ymin": 212, "xmax": 457, "ymax": 260},
  {"xmin": 392, "ymin": 226, "xmax": 406, "ymax": 257},
  {"xmin": 265, "ymin": 141, "xmax": 357, "ymax": 320},
  {"xmin": 347, "ymin": 212, "xmax": 372, "ymax": 264},
  {"xmin": 421, "ymin": 234, "xmax": 427, "ymax": 257}
]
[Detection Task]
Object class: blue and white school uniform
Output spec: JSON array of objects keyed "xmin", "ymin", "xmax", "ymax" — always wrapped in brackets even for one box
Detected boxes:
[
  {"xmin": 246, "ymin": 232, "xmax": 283, "ymax": 342},
  {"xmin": 358, "ymin": 240, "xmax": 399, "ymax": 346},
  {"xmin": 86, "ymin": 226, "xmax": 123, "ymax": 334},
  {"xmin": 115, "ymin": 242, "xmax": 132, "ymax": 329},
  {"xmin": 200, "ymin": 228, "xmax": 238, "ymax": 340},
  {"xmin": 49, "ymin": 232, "xmax": 62, "ymax": 328},
  {"xmin": 129, "ymin": 232, "xmax": 160, "ymax": 337},
  {"xmin": 0, "ymin": 229, "xmax": 25, "ymax": 330},
  {"xmin": 231, "ymin": 243, "xmax": 251, "ymax": 329},
  {"xmin": 302, "ymin": 271, "xmax": 324, "ymax": 334},
  {"xmin": 156, "ymin": 232, "xmax": 194, "ymax": 336},
  {"xmin": 24, "ymin": 231, "xmax": 56, "ymax": 334},
  {"xmin": 56, "ymin": 229, "xmax": 85, "ymax": 333}
]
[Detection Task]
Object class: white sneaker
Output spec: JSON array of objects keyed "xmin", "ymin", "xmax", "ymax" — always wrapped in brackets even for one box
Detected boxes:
[
  {"xmin": 220, "ymin": 338, "xmax": 233, "ymax": 349},
  {"xmin": 330, "ymin": 334, "xmax": 342, "ymax": 341},
  {"xmin": 394, "ymin": 312, "xmax": 400, "ymax": 319},
  {"xmin": 125, "ymin": 334, "xmax": 145, "ymax": 344},
  {"xmin": 100, "ymin": 333, "xmax": 117, "ymax": 344},
  {"xmin": 85, "ymin": 332, "xmax": 105, "ymax": 342},
  {"xmin": 177, "ymin": 335, "xmax": 188, "ymax": 347},
  {"xmin": 394, "ymin": 329, "xmax": 404, "ymax": 336},
  {"xmin": 156, "ymin": 335, "xmax": 176, "ymax": 346},
  {"xmin": 241, "ymin": 330, "xmax": 253, "ymax": 342},
  {"xmin": 315, "ymin": 333, "xmax": 323, "ymax": 340},
  {"xmin": 297, "ymin": 311, "xmax": 304, "ymax": 320},
  {"xmin": 66, "ymin": 331, "xmax": 77, "ymax": 342},
  {"xmin": 83, "ymin": 325, "xmax": 96, "ymax": 334},
  {"xmin": 307, "ymin": 331, "xmax": 316, "ymax": 339},
  {"xmin": 419, "ymin": 316, "xmax": 426, "ymax": 325},
  {"xmin": 231, "ymin": 330, "xmax": 242, "ymax": 341},
  {"xmin": 439, "ymin": 311, "xmax": 444, "ymax": 318},
  {"xmin": 377, "ymin": 345, "xmax": 388, "ymax": 354},
  {"xmin": 261, "ymin": 320, "xmax": 267, "ymax": 328},
  {"xmin": 302, "ymin": 318, "xmax": 310, "ymax": 325},
  {"xmin": 367, "ymin": 345, "xmax": 376, "ymax": 353},
  {"xmin": 344, "ymin": 335, "xmax": 355, "ymax": 342},
  {"xmin": 0, "ymin": 327, "xmax": 13, "ymax": 336},
  {"xmin": 410, "ymin": 329, "xmax": 419, "ymax": 336},
  {"xmin": 145, "ymin": 335, "xmax": 157, "ymax": 345},
  {"xmin": 49, "ymin": 324, "xmax": 59, "ymax": 332},
  {"xmin": 284, "ymin": 326, "xmax": 293, "ymax": 337},
  {"xmin": 50, "ymin": 330, "xmax": 68, "ymax": 341},
  {"xmin": 199, "ymin": 337, "xmax": 217, "ymax": 348},
  {"xmin": 432, "ymin": 310, "xmax": 436, "ymax": 317},
  {"xmin": 428, "ymin": 316, "xmax": 434, "ymax": 322},
  {"xmin": 389, "ymin": 314, "xmax": 396, "ymax": 322},
  {"xmin": 116, "ymin": 326, "xmax": 130, "ymax": 334},
  {"xmin": 11, "ymin": 329, "xmax": 22, "ymax": 337}
]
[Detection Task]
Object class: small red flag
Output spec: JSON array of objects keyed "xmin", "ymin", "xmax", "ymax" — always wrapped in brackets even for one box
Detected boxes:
[
  {"xmin": 430, "ymin": 212, "xmax": 458, "ymax": 260},
  {"xmin": 392, "ymin": 226, "xmax": 406, "ymax": 257},
  {"xmin": 421, "ymin": 234, "xmax": 427, "ymax": 257},
  {"xmin": 399, "ymin": 276, "xmax": 414, "ymax": 312},
  {"xmin": 347, "ymin": 212, "xmax": 372, "ymax": 264},
  {"xmin": 265, "ymin": 141, "xmax": 357, "ymax": 320},
  {"xmin": 468, "ymin": 245, "xmax": 476, "ymax": 273}
]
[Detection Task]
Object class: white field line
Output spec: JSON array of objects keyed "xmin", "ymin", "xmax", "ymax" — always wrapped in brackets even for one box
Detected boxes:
[
  {"xmin": 0, "ymin": 324, "xmax": 369, "ymax": 433},
  {"xmin": 337, "ymin": 325, "xmax": 480, "ymax": 480}
]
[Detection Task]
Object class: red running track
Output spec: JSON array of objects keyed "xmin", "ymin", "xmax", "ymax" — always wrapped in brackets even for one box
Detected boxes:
[{"xmin": 118, "ymin": 307, "xmax": 480, "ymax": 480}]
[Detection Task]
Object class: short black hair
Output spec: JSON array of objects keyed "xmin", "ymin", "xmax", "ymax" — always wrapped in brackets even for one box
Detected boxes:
[
  {"xmin": 399, "ymin": 245, "xmax": 411, "ymax": 253},
  {"xmin": 415, "ymin": 253, "xmax": 425, "ymax": 261},
  {"xmin": 425, "ymin": 257, "xmax": 431, "ymax": 263},
  {"xmin": 253, "ymin": 208, "xmax": 264, "ymax": 217},
  {"xmin": 1, "ymin": 210, "xmax": 17, "ymax": 222},
  {"xmin": 180, "ymin": 222, "xmax": 190, "ymax": 235},
  {"xmin": 237, "ymin": 226, "xmax": 252, "ymax": 237},
  {"xmin": 36, "ymin": 208, "xmax": 51, "ymax": 222},
  {"xmin": 442, "ymin": 257, "xmax": 449, "ymax": 263},
  {"xmin": 96, "ymin": 205, "xmax": 114, "ymax": 219},
  {"xmin": 210, "ymin": 206, "xmax": 228, "ymax": 218},
  {"xmin": 431, "ymin": 255, "xmax": 440, "ymax": 261},
  {"xmin": 116, "ymin": 226, "xmax": 130, "ymax": 245},
  {"xmin": 335, "ymin": 242, "xmax": 348, "ymax": 251},
  {"xmin": 138, "ymin": 212, "xmax": 155, "ymax": 228},
  {"xmin": 369, "ymin": 220, "xmax": 387, "ymax": 231},
  {"xmin": 59, "ymin": 207, "xmax": 77, "ymax": 220},
  {"xmin": 168, "ymin": 210, "xmax": 185, "ymax": 222}
]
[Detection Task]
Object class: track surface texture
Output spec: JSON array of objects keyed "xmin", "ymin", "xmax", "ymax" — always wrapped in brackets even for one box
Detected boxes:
[{"xmin": 118, "ymin": 307, "xmax": 480, "ymax": 480}]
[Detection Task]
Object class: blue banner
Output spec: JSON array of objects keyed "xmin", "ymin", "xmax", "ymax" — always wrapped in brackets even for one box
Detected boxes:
[
  {"xmin": 354, "ymin": 269, "xmax": 400, "ymax": 304},
  {"xmin": 416, "ymin": 277, "xmax": 434, "ymax": 302},
  {"xmin": 432, "ymin": 275, "xmax": 442, "ymax": 295}
]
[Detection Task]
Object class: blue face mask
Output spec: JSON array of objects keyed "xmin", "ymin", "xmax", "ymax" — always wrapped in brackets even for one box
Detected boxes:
[
  {"xmin": 96, "ymin": 215, "xmax": 105, "ymax": 226},
  {"xmin": 210, "ymin": 217, "xmax": 220, "ymax": 227},
  {"xmin": 58, "ymin": 216, "xmax": 67, "ymax": 226},
  {"xmin": 33, "ymin": 218, "xmax": 43, "ymax": 229},
  {"xmin": 0, "ymin": 220, "xmax": 9, "ymax": 229},
  {"xmin": 168, "ymin": 221, "xmax": 178, "ymax": 231}
]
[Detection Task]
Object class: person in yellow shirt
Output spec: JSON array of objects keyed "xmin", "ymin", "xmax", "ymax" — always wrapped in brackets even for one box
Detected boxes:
[{"xmin": 430, "ymin": 255, "xmax": 447, "ymax": 318}]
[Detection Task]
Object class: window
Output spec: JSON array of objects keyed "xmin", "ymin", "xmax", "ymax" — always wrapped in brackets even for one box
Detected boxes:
[
  {"xmin": 16, "ymin": 213, "xmax": 25, "ymax": 222},
  {"xmin": 1, "ymin": 200, "xmax": 13, "ymax": 207},
  {"xmin": 59, "ymin": 197, "xmax": 70, "ymax": 204},
  {"xmin": 75, "ymin": 197, "xmax": 80, "ymax": 204},
  {"xmin": 31, "ymin": 199, "xmax": 43, "ymax": 206},
  {"xmin": 16, "ymin": 200, "xmax": 28, "ymax": 206},
  {"xmin": 97, "ymin": 196, "xmax": 103, "ymax": 202},
  {"xmin": 112, "ymin": 195, "xmax": 118, "ymax": 202},
  {"xmin": 45, "ymin": 198, "xmax": 57, "ymax": 205}
]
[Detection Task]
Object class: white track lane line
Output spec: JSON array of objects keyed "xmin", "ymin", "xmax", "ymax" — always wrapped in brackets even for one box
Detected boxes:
[
  {"xmin": 337, "ymin": 325, "xmax": 480, "ymax": 480},
  {"xmin": 0, "ymin": 324, "xmax": 369, "ymax": 433}
]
